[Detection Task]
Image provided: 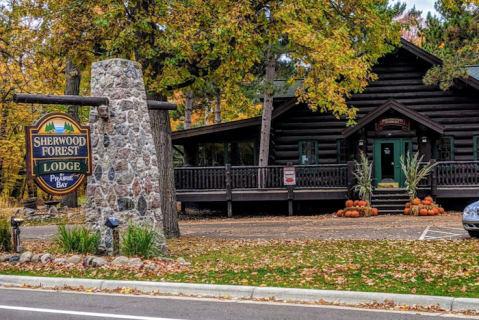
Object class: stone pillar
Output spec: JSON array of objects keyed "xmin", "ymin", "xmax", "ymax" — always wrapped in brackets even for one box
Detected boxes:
[{"xmin": 86, "ymin": 58, "xmax": 166, "ymax": 254}]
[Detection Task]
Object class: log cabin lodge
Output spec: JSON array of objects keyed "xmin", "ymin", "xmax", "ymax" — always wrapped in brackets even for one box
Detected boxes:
[{"xmin": 172, "ymin": 39, "xmax": 479, "ymax": 216}]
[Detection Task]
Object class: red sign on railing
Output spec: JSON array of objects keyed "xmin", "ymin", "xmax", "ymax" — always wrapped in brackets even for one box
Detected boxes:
[{"xmin": 283, "ymin": 167, "xmax": 296, "ymax": 186}]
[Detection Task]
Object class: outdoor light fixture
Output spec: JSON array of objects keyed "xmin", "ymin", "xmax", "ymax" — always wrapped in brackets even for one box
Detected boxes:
[
  {"xmin": 358, "ymin": 140, "xmax": 364, "ymax": 147},
  {"xmin": 10, "ymin": 217, "xmax": 24, "ymax": 253},
  {"xmin": 105, "ymin": 216, "xmax": 120, "ymax": 229},
  {"xmin": 422, "ymin": 136, "xmax": 428, "ymax": 143}
]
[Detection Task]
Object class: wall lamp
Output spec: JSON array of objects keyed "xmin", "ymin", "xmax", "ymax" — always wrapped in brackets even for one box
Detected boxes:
[
  {"xmin": 358, "ymin": 140, "xmax": 364, "ymax": 147},
  {"xmin": 421, "ymin": 136, "xmax": 428, "ymax": 143}
]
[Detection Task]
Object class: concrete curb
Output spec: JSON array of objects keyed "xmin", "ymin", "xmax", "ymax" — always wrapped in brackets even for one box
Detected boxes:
[{"xmin": 0, "ymin": 275, "xmax": 476, "ymax": 312}]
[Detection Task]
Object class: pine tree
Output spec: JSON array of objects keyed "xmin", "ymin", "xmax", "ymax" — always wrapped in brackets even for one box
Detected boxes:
[{"xmin": 419, "ymin": 0, "xmax": 479, "ymax": 90}]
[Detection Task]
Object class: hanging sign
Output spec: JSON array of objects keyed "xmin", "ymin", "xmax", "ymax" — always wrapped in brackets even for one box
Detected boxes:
[
  {"xmin": 26, "ymin": 113, "xmax": 92, "ymax": 196},
  {"xmin": 375, "ymin": 118, "xmax": 410, "ymax": 132},
  {"xmin": 283, "ymin": 167, "xmax": 296, "ymax": 186}
]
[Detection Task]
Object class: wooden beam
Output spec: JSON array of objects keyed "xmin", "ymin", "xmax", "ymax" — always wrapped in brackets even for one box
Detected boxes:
[
  {"xmin": 13, "ymin": 93, "xmax": 177, "ymax": 110},
  {"xmin": 13, "ymin": 93, "xmax": 108, "ymax": 106}
]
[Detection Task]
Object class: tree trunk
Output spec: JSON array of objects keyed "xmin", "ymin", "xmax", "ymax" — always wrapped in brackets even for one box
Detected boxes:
[
  {"xmin": 258, "ymin": 55, "xmax": 275, "ymax": 168},
  {"xmin": 214, "ymin": 91, "xmax": 221, "ymax": 124},
  {"xmin": 148, "ymin": 92, "xmax": 180, "ymax": 239},
  {"xmin": 184, "ymin": 90, "xmax": 193, "ymax": 129},
  {"xmin": 60, "ymin": 58, "xmax": 82, "ymax": 208}
]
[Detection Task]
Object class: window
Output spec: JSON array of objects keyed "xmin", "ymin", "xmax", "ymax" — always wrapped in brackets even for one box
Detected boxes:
[
  {"xmin": 474, "ymin": 136, "xmax": 479, "ymax": 161},
  {"xmin": 435, "ymin": 137, "xmax": 454, "ymax": 161},
  {"xmin": 299, "ymin": 141, "xmax": 318, "ymax": 165},
  {"xmin": 337, "ymin": 139, "xmax": 355, "ymax": 164},
  {"xmin": 198, "ymin": 142, "xmax": 256, "ymax": 166}
]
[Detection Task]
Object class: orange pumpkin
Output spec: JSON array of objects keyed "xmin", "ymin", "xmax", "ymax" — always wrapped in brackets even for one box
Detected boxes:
[
  {"xmin": 432, "ymin": 208, "xmax": 439, "ymax": 215},
  {"xmin": 428, "ymin": 210, "xmax": 435, "ymax": 216},
  {"xmin": 404, "ymin": 208, "xmax": 410, "ymax": 215},
  {"xmin": 346, "ymin": 200, "xmax": 353, "ymax": 207},
  {"xmin": 358, "ymin": 200, "xmax": 367, "ymax": 207},
  {"xmin": 337, "ymin": 210, "xmax": 344, "ymax": 217},
  {"xmin": 353, "ymin": 200, "xmax": 359, "ymax": 206},
  {"xmin": 420, "ymin": 209, "xmax": 428, "ymax": 216},
  {"xmin": 351, "ymin": 211, "xmax": 359, "ymax": 218},
  {"xmin": 372, "ymin": 208, "xmax": 378, "ymax": 216},
  {"xmin": 425, "ymin": 196, "xmax": 433, "ymax": 203},
  {"xmin": 422, "ymin": 200, "xmax": 431, "ymax": 206},
  {"xmin": 405, "ymin": 203, "xmax": 410, "ymax": 208},
  {"xmin": 413, "ymin": 198, "xmax": 421, "ymax": 205},
  {"xmin": 439, "ymin": 207, "xmax": 445, "ymax": 214},
  {"xmin": 345, "ymin": 211, "xmax": 352, "ymax": 217}
]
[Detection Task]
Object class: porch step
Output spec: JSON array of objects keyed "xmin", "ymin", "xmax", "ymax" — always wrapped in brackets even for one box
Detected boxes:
[{"xmin": 371, "ymin": 188, "xmax": 409, "ymax": 215}]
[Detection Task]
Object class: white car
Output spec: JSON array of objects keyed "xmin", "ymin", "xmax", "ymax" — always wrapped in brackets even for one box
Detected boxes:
[{"xmin": 463, "ymin": 201, "xmax": 479, "ymax": 238}]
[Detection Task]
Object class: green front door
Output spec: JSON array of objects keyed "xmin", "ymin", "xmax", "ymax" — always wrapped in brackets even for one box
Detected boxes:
[{"xmin": 374, "ymin": 139, "xmax": 412, "ymax": 188}]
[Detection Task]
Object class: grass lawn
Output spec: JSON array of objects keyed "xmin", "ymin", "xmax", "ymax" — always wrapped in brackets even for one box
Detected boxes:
[{"xmin": 2, "ymin": 237, "xmax": 479, "ymax": 298}]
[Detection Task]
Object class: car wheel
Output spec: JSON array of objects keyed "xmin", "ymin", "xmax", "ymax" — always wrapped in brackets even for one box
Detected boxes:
[{"xmin": 468, "ymin": 230, "xmax": 479, "ymax": 238}]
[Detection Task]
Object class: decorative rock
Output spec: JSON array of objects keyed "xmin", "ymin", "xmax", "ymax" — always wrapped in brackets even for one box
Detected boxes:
[
  {"xmin": 48, "ymin": 206, "xmax": 58, "ymax": 216},
  {"xmin": 111, "ymin": 256, "xmax": 130, "ymax": 266},
  {"xmin": 67, "ymin": 255, "xmax": 82, "ymax": 264},
  {"xmin": 103, "ymin": 133, "xmax": 110, "ymax": 147},
  {"xmin": 94, "ymin": 165, "xmax": 103, "ymax": 180},
  {"xmin": 40, "ymin": 253, "xmax": 53, "ymax": 264},
  {"xmin": 92, "ymin": 257, "xmax": 108, "ymax": 267},
  {"xmin": 9, "ymin": 255, "xmax": 20, "ymax": 264},
  {"xmin": 118, "ymin": 198, "xmax": 135, "ymax": 211},
  {"xmin": 146, "ymin": 264, "xmax": 158, "ymax": 271},
  {"xmin": 1, "ymin": 254, "xmax": 12, "ymax": 262},
  {"xmin": 128, "ymin": 258, "xmax": 143, "ymax": 267},
  {"xmin": 60, "ymin": 206, "xmax": 69, "ymax": 211},
  {"xmin": 31, "ymin": 254, "xmax": 43, "ymax": 263},
  {"xmin": 24, "ymin": 208, "xmax": 35, "ymax": 215},
  {"xmin": 176, "ymin": 257, "xmax": 191, "ymax": 267},
  {"xmin": 83, "ymin": 256, "xmax": 96, "ymax": 266},
  {"xmin": 68, "ymin": 213, "xmax": 75, "ymax": 219},
  {"xmin": 108, "ymin": 166, "xmax": 115, "ymax": 181},
  {"xmin": 137, "ymin": 196, "xmax": 147, "ymax": 216},
  {"xmin": 19, "ymin": 251, "xmax": 33, "ymax": 263},
  {"xmin": 53, "ymin": 258, "xmax": 67, "ymax": 264}
]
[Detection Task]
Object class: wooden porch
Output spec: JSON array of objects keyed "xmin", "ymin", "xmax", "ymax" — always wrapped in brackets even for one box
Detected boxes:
[{"xmin": 174, "ymin": 161, "xmax": 479, "ymax": 216}]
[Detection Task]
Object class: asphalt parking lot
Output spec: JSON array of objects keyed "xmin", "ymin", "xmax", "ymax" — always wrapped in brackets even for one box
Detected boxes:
[{"xmin": 22, "ymin": 213, "xmax": 468, "ymax": 241}]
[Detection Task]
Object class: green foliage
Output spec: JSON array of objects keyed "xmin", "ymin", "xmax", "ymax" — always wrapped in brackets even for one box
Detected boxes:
[
  {"xmin": 352, "ymin": 152, "xmax": 374, "ymax": 204},
  {"xmin": 420, "ymin": 0, "xmax": 479, "ymax": 90},
  {"xmin": 0, "ymin": 218, "xmax": 12, "ymax": 252},
  {"xmin": 55, "ymin": 225, "xmax": 99, "ymax": 254},
  {"xmin": 400, "ymin": 151, "xmax": 438, "ymax": 203},
  {"xmin": 121, "ymin": 222, "xmax": 161, "ymax": 258}
]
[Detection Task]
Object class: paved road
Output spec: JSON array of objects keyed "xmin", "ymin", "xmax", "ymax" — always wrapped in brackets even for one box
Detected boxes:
[
  {"xmin": 0, "ymin": 287, "xmax": 474, "ymax": 320},
  {"xmin": 22, "ymin": 214, "xmax": 468, "ymax": 241}
]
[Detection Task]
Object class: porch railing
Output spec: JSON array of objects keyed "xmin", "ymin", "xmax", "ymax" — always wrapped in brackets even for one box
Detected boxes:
[
  {"xmin": 174, "ymin": 164, "xmax": 349, "ymax": 191},
  {"xmin": 436, "ymin": 161, "xmax": 479, "ymax": 187}
]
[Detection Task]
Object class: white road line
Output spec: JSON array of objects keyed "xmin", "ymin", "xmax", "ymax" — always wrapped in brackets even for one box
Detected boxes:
[
  {"xmin": 419, "ymin": 226, "xmax": 431, "ymax": 240},
  {"xmin": 0, "ymin": 305, "xmax": 188, "ymax": 320},
  {"xmin": 435, "ymin": 227, "xmax": 465, "ymax": 231},
  {"xmin": 426, "ymin": 230, "xmax": 464, "ymax": 236}
]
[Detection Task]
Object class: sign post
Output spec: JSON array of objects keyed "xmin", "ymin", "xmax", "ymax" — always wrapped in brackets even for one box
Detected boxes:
[{"xmin": 26, "ymin": 113, "xmax": 92, "ymax": 196}]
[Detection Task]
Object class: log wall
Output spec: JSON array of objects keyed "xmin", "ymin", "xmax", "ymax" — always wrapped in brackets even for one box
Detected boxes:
[{"xmin": 272, "ymin": 48, "xmax": 479, "ymax": 165}]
